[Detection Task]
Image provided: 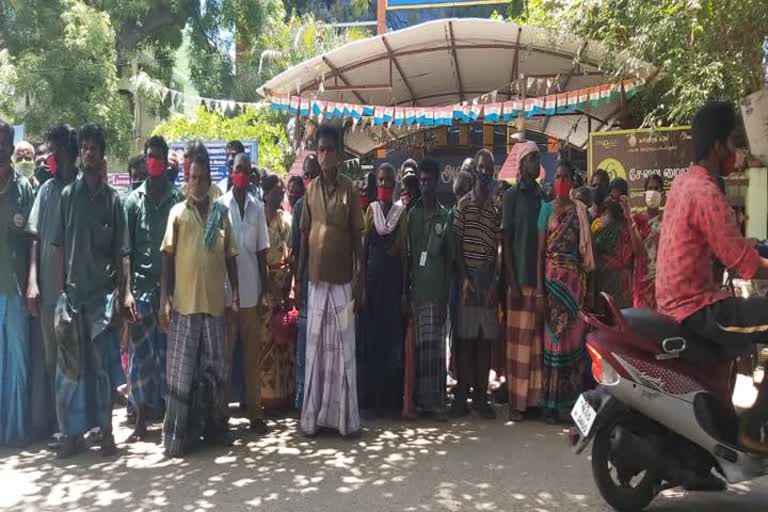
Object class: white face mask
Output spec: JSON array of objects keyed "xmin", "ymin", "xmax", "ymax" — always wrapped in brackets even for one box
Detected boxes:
[{"xmin": 645, "ymin": 190, "xmax": 662, "ymax": 209}]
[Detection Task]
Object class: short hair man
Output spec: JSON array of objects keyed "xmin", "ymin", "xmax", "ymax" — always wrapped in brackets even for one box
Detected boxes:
[
  {"xmin": 51, "ymin": 123, "xmax": 132, "ymax": 457},
  {"xmin": 291, "ymin": 152, "xmax": 321, "ymax": 410},
  {"xmin": 26, "ymin": 124, "xmax": 79, "ymax": 441},
  {"xmin": 0, "ymin": 122, "xmax": 34, "ymax": 447},
  {"xmin": 160, "ymin": 151, "xmax": 239, "ymax": 458},
  {"xmin": 13, "ymin": 140, "xmax": 35, "ymax": 183},
  {"xmin": 406, "ymin": 158, "xmax": 453, "ymax": 419},
  {"xmin": 297, "ymin": 124, "xmax": 364, "ymax": 437},
  {"xmin": 180, "ymin": 141, "xmax": 222, "ymax": 201},
  {"xmin": 451, "ymin": 148, "xmax": 502, "ymax": 420},
  {"xmin": 123, "ymin": 135, "xmax": 183, "ymax": 442},
  {"xmin": 656, "ymin": 101, "xmax": 768, "ymax": 455},
  {"xmin": 217, "ymin": 140, "xmax": 247, "ymax": 194},
  {"xmin": 219, "ymin": 152, "xmax": 270, "ymax": 434}
]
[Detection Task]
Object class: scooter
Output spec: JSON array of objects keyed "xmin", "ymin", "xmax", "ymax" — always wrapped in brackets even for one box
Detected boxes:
[{"xmin": 569, "ymin": 292, "xmax": 768, "ymax": 512}]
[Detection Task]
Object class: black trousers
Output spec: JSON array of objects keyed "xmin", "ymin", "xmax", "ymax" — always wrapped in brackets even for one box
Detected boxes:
[
  {"xmin": 454, "ymin": 338, "xmax": 492, "ymax": 404},
  {"xmin": 684, "ymin": 297, "xmax": 768, "ymax": 436}
]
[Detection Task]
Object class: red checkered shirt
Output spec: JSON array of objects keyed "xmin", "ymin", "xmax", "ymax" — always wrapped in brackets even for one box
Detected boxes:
[{"xmin": 656, "ymin": 165, "xmax": 760, "ymax": 321}]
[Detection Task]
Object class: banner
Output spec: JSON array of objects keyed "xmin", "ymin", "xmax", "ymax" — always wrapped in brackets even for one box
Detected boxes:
[
  {"xmin": 589, "ymin": 127, "xmax": 692, "ymax": 211},
  {"xmin": 169, "ymin": 140, "xmax": 258, "ymax": 188}
]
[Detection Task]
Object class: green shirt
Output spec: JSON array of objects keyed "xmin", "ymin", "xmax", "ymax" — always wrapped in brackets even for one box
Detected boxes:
[
  {"xmin": 501, "ymin": 179, "xmax": 542, "ymax": 288},
  {"xmin": 0, "ymin": 170, "xmax": 34, "ymax": 296},
  {"xmin": 53, "ymin": 178, "xmax": 130, "ymax": 307},
  {"xmin": 125, "ymin": 180, "xmax": 183, "ymax": 301},
  {"xmin": 407, "ymin": 199, "xmax": 452, "ymax": 305},
  {"xmin": 27, "ymin": 175, "xmax": 71, "ymax": 305}
]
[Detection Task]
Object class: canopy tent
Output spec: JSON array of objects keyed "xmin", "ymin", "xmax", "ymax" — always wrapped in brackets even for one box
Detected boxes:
[{"xmin": 259, "ymin": 18, "xmax": 655, "ymax": 156}]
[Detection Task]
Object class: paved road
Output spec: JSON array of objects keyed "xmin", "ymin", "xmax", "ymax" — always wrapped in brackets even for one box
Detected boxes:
[{"xmin": 1, "ymin": 411, "xmax": 767, "ymax": 512}]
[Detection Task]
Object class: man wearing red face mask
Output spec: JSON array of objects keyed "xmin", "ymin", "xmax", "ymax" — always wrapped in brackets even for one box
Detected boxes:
[
  {"xmin": 123, "ymin": 135, "xmax": 183, "ymax": 442},
  {"xmin": 26, "ymin": 125, "xmax": 78, "ymax": 442},
  {"xmin": 219, "ymin": 152, "xmax": 269, "ymax": 433},
  {"xmin": 657, "ymin": 101, "xmax": 768, "ymax": 454}
]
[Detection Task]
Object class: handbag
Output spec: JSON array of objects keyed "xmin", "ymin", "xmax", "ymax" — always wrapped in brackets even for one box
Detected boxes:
[{"xmin": 271, "ymin": 305, "xmax": 299, "ymax": 346}]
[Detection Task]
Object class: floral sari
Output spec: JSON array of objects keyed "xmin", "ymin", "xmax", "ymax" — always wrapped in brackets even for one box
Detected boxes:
[
  {"xmin": 591, "ymin": 216, "xmax": 634, "ymax": 309},
  {"xmin": 539, "ymin": 202, "xmax": 589, "ymax": 420}
]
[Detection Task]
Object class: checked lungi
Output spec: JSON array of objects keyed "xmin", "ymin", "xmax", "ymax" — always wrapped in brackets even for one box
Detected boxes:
[
  {"xmin": 128, "ymin": 299, "xmax": 167, "ymax": 411},
  {"xmin": 505, "ymin": 287, "xmax": 543, "ymax": 412},
  {"xmin": 163, "ymin": 312, "xmax": 227, "ymax": 454},
  {"xmin": 301, "ymin": 281, "xmax": 360, "ymax": 437},
  {"xmin": 412, "ymin": 302, "xmax": 447, "ymax": 413},
  {"xmin": 55, "ymin": 294, "xmax": 123, "ymax": 436}
]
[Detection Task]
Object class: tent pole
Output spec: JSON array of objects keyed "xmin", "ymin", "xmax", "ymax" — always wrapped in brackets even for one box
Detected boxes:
[{"xmin": 377, "ymin": 0, "xmax": 386, "ymax": 35}]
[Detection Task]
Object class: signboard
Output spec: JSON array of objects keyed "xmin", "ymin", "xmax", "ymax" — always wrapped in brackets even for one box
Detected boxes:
[
  {"xmin": 387, "ymin": 0, "xmax": 508, "ymax": 9},
  {"xmin": 740, "ymin": 88, "xmax": 768, "ymax": 166},
  {"xmin": 169, "ymin": 140, "xmax": 258, "ymax": 188},
  {"xmin": 589, "ymin": 127, "xmax": 692, "ymax": 210},
  {"xmin": 109, "ymin": 173, "xmax": 131, "ymax": 188}
]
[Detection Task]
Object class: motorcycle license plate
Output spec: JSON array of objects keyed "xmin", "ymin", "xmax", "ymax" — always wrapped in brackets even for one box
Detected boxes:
[{"xmin": 571, "ymin": 394, "xmax": 597, "ymax": 437}]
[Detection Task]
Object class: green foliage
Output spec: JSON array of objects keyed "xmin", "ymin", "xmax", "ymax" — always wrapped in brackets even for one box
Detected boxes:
[
  {"xmin": 153, "ymin": 106, "xmax": 291, "ymax": 174},
  {"xmin": 0, "ymin": 49, "xmax": 16, "ymax": 121},
  {"xmin": 11, "ymin": 0, "xmax": 131, "ymax": 155},
  {"xmin": 250, "ymin": 8, "xmax": 369, "ymax": 91},
  {"xmin": 517, "ymin": 0, "xmax": 768, "ymax": 126}
]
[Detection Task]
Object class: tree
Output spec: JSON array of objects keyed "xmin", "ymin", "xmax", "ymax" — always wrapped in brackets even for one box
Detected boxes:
[
  {"xmin": 247, "ymin": 9, "xmax": 368, "ymax": 95},
  {"xmin": 153, "ymin": 106, "xmax": 291, "ymax": 174},
  {"xmin": 0, "ymin": 50, "xmax": 16, "ymax": 121},
  {"xmin": 11, "ymin": 0, "xmax": 132, "ymax": 156},
  {"xmin": 515, "ymin": 0, "xmax": 768, "ymax": 126}
]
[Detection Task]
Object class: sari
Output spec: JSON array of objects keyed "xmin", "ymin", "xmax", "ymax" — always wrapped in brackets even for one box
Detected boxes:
[
  {"xmin": 632, "ymin": 213, "xmax": 662, "ymax": 309},
  {"xmin": 592, "ymin": 216, "xmax": 634, "ymax": 309},
  {"xmin": 539, "ymin": 202, "xmax": 589, "ymax": 420},
  {"xmin": 260, "ymin": 210, "xmax": 295, "ymax": 410}
]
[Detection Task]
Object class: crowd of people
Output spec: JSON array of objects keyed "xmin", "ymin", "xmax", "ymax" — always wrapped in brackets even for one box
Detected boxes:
[{"xmin": 3, "ymin": 99, "xmax": 768, "ymax": 458}]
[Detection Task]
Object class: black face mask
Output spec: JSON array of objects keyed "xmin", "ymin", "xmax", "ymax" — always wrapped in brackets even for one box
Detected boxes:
[
  {"xmin": 593, "ymin": 185, "xmax": 608, "ymax": 206},
  {"xmin": 605, "ymin": 198, "xmax": 624, "ymax": 220},
  {"xmin": 131, "ymin": 180, "xmax": 144, "ymax": 190}
]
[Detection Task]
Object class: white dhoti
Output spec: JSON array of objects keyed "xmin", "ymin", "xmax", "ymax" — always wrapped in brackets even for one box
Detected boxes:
[{"xmin": 300, "ymin": 281, "xmax": 360, "ymax": 436}]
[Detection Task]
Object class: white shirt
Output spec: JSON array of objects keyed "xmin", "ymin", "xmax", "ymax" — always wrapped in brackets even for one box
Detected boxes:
[
  {"xmin": 217, "ymin": 177, "xmax": 229, "ymax": 195},
  {"xmin": 219, "ymin": 190, "xmax": 269, "ymax": 309}
]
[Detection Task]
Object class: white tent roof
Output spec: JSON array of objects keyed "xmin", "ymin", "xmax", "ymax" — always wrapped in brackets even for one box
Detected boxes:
[{"xmin": 260, "ymin": 18, "xmax": 655, "ymax": 155}]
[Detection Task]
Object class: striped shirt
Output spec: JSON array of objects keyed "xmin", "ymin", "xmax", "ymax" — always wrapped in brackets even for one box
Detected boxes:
[{"xmin": 453, "ymin": 190, "xmax": 501, "ymax": 269}]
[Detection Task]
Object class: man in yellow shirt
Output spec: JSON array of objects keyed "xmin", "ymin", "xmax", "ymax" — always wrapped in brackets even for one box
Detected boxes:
[{"xmin": 159, "ymin": 151, "xmax": 239, "ymax": 458}]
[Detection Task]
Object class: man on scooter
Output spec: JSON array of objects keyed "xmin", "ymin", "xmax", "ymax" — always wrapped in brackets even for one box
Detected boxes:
[{"xmin": 656, "ymin": 100, "xmax": 768, "ymax": 455}]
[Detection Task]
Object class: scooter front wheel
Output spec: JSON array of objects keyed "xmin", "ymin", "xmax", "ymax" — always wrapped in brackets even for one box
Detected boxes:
[{"xmin": 591, "ymin": 424, "xmax": 658, "ymax": 512}]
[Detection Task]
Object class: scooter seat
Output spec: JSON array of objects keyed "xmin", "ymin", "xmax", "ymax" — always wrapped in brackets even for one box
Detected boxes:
[{"xmin": 621, "ymin": 308, "xmax": 726, "ymax": 366}]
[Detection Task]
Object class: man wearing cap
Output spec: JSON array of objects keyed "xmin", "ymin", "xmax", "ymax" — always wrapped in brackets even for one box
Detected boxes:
[{"xmin": 501, "ymin": 142, "xmax": 544, "ymax": 422}]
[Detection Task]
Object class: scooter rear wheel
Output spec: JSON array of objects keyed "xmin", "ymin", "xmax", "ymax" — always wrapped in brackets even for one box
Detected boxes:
[{"xmin": 592, "ymin": 425, "xmax": 658, "ymax": 512}]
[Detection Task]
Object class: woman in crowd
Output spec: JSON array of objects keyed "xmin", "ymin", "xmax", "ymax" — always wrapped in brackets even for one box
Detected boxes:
[
  {"xmin": 259, "ymin": 174, "xmax": 295, "ymax": 411},
  {"xmin": 358, "ymin": 163, "xmax": 408, "ymax": 417},
  {"xmin": 632, "ymin": 174, "xmax": 664, "ymax": 309},
  {"xmin": 591, "ymin": 177, "xmax": 641, "ymax": 309},
  {"xmin": 538, "ymin": 162, "xmax": 594, "ymax": 423}
]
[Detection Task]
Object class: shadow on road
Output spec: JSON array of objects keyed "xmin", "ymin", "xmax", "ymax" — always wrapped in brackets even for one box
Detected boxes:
[{"xmin": 0, "ymin": 414, "xmax": 765, "ymax": 512}]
